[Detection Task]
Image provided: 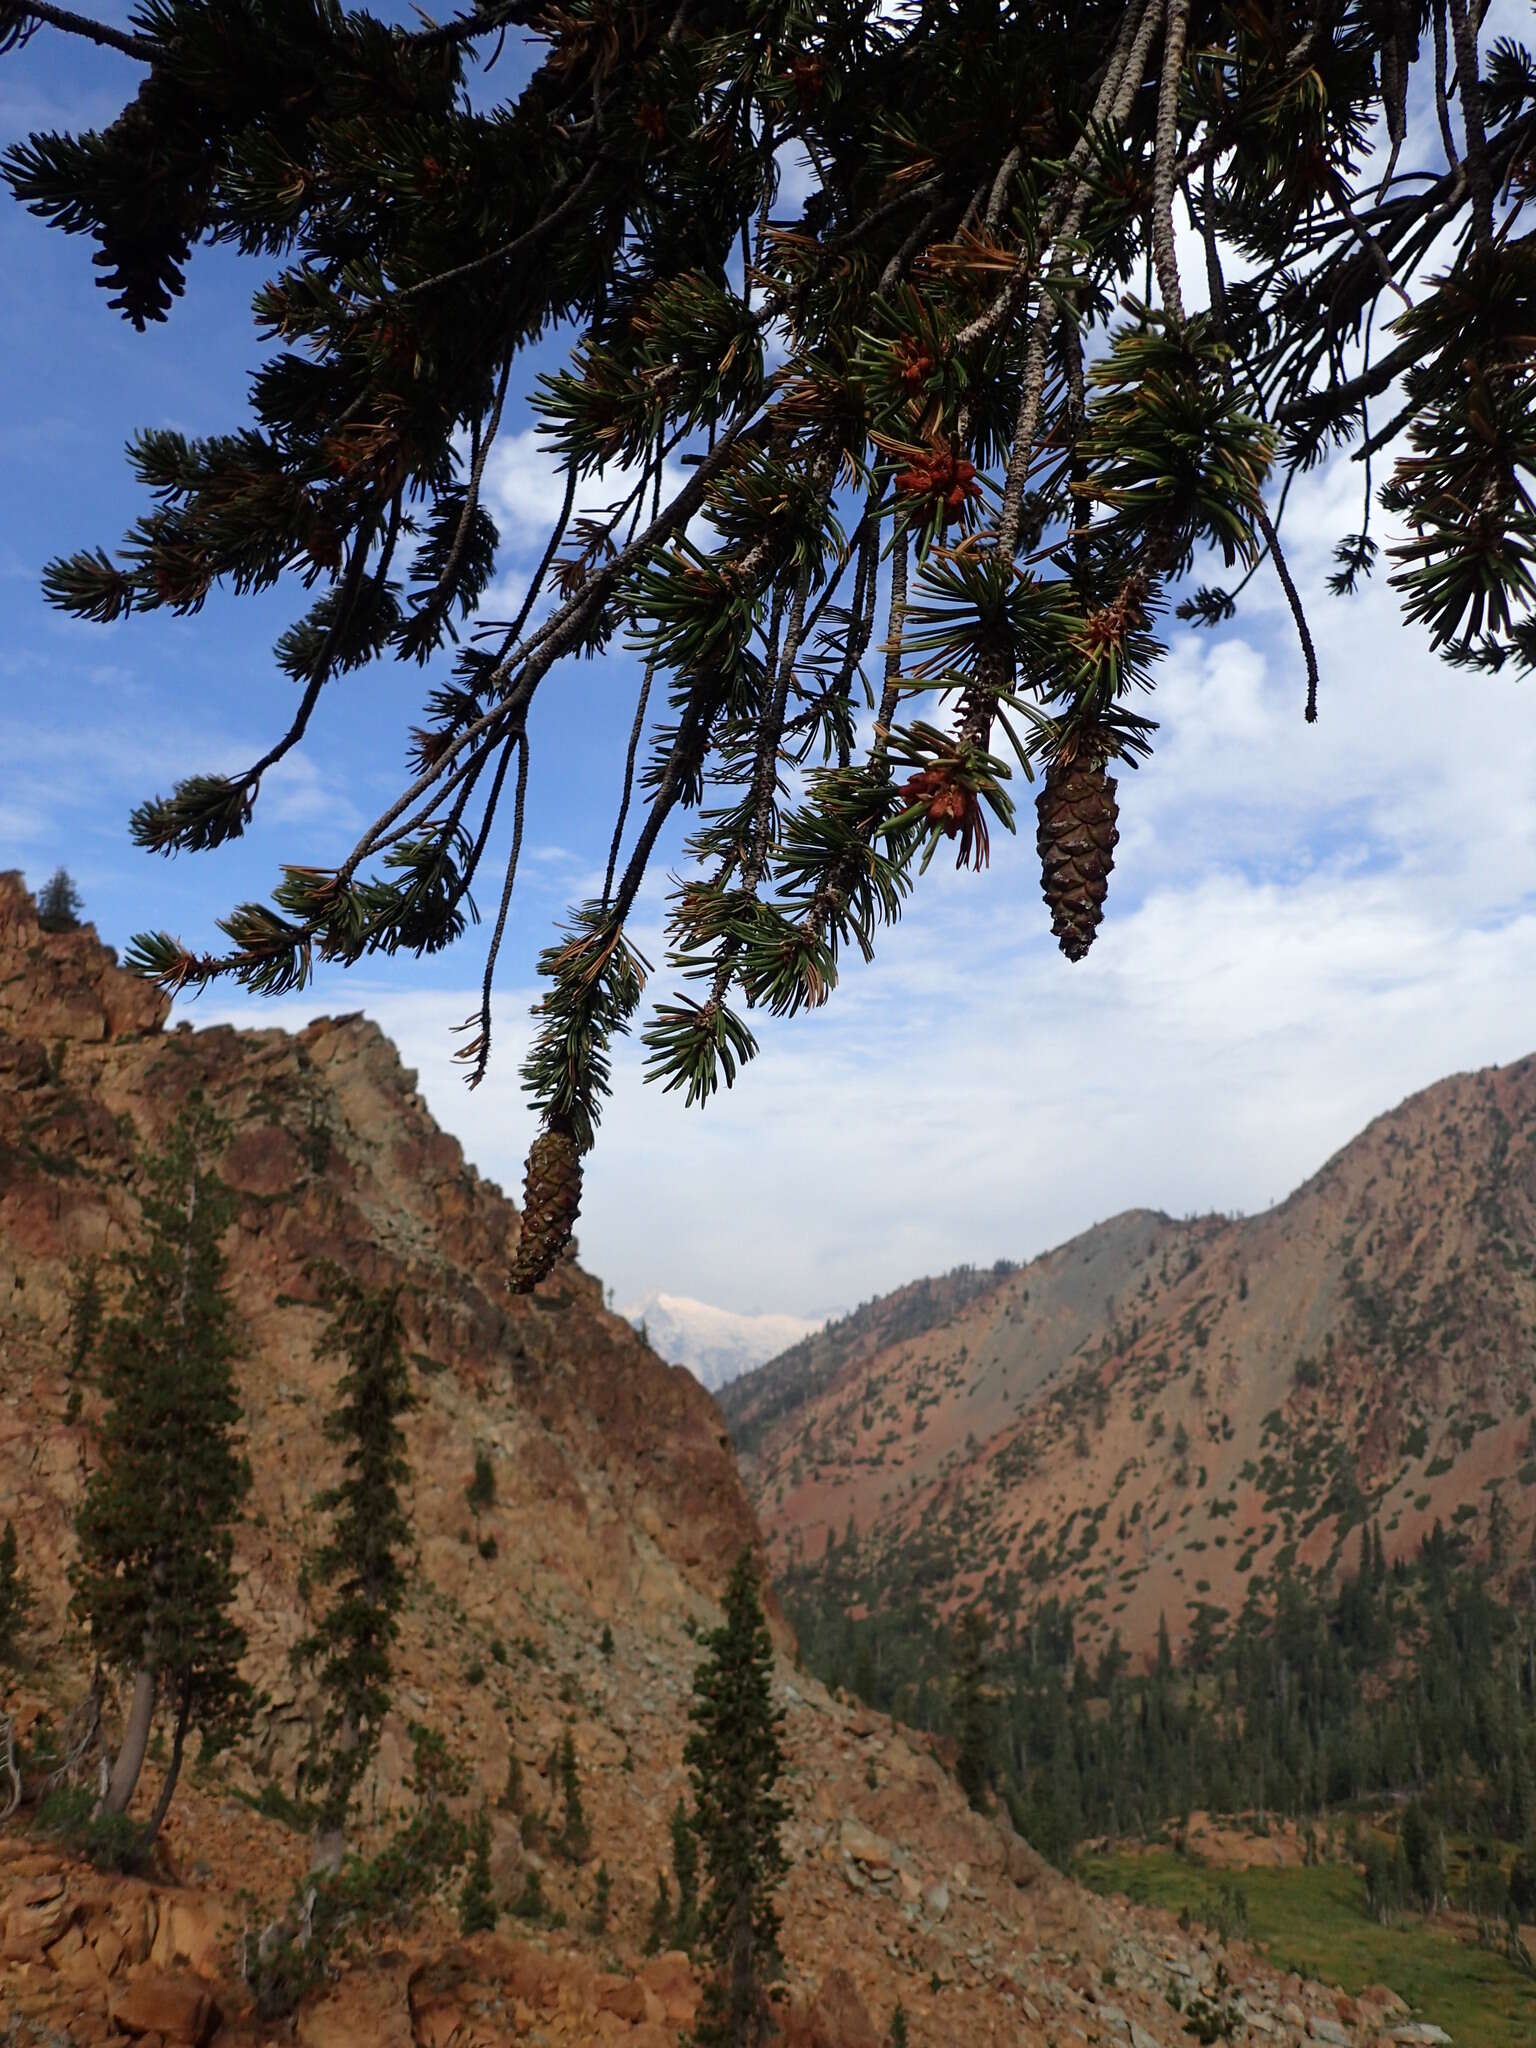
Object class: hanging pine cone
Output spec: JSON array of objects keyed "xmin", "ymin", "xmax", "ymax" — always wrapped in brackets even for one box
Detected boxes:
[
  {"xmin": 509, "ymin": 1121, "xmax": 583, "ymax": 1293},
  {"xmin": 1036, "ymin": 750, "xmax": 1119, "ymax": 961}
]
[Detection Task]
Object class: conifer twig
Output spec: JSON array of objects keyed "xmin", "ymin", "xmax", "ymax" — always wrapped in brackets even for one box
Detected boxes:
[
  {"xmin": 1254, "ymin": 502, "xmax": 1320, "ymax": 723},
  {"xmin": 0, "ymin": 2, "xmax": 151, "ymax": 59},
  {"xmin": 1151, "ymin": 0, "xmax": 1192, "ymax": 326},
  {"xmin": 461, "ymin": 729, "xmax": 529, "ymax": 1088}
]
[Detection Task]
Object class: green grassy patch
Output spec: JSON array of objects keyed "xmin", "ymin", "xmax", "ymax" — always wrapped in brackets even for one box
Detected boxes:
[{"xmin": 1075, "ymin": 1851, "xmax": 1536, "ymax": 2048}]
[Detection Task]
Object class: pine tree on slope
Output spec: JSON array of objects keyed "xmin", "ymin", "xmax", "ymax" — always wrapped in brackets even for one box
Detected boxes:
[
  {"xmin": 459, "ymin": 1802, "xmax": 497, "ymax": 1935},
  {"xmin": 952, "ymin": 1607, "xmax": 993, "ymax": 1812},
  {"xmin": 35, "ymin": 866, "xmax": 83, "ymax": 933},
  {"xmin": 298, "ymin": 1271, "xmax": 418, "ymax": 1871},
  {"xmin": 557, "ymin": 1725, "xmax": 590, "ymax": 1863},
  {"xmin": 71, "ymin": 1099, "xmax": 251, "ymax": 1841},
  {"xmin": 684, "ymin": 1550, "xmax": 788, "ymax": 2048},
  {"xmin": 0, "ymin": 1521, "xmax": 34, "ymax": 1665},
  {"xmin": 670, "ymin": 1792, "xmax": 700, "ymax": 1952}
]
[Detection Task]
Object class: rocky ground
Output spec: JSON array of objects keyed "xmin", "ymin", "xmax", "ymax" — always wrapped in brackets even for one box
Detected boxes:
[
  {"xmin": 0, "ymin": 1640, "xmax": 1444, "ymax": 2047},
  {"xmin": 0, "ymin": 874, "xmax": 1448, "ymax": 2046}
]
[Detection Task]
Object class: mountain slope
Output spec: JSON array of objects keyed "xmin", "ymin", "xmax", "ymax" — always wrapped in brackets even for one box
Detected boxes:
[
  {"xmin": 725, "ymin": 1061, "xmax": 1536, "ymax": 1663},
  {"xmin": 0, "ymin": 871, "xmax": 1401, "ymax": 2048}
]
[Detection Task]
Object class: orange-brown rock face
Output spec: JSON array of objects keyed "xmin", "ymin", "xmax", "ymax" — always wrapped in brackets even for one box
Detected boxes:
[
  {"xmin": 0, "ymin": 873, "xmax": 1407, "ymax": 2047},
  {"xmin": 0, "ymin": 866, "xmax": 758, "ymax": 1661}
]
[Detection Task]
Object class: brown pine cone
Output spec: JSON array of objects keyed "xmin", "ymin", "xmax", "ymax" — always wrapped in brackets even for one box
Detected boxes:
[
  {"xmin": 509, "ymin": 1122, "xmax": 583, "ymax": 1294},
  {"xmin": 1036, "ymin": 752, "xmax": 1119, "ymax": 961}
]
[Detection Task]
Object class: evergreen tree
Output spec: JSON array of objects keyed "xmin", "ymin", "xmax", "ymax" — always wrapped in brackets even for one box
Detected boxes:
[
  {"xmin": 670, "ymin": 1794, "xmax": 700, "ymax": 1952},
  {"xmin": 1400, "ymin": 1801, "xmax": 1445, "ymax": 1912},
  {"xmin": 35, "ymin": 866, "xmax": 82, "ymax": 932},
  {"xmin": 65, "ymin": 1258, "xmax": 104, "ymax": 1380},
  {"xmin": 786, "ymin": 1503, "xmax": 1536, "ymax": 1870},
  {"xmin": 1489, "ymin": 1488, "xmax": 1511, "ymax": 1573},
  {"xmin": 71, "ymin": 1099, "xmax": 251, "ymax": 1840},
  {"xmin": 5, "ymin": 6, "xmax": 1523, "ymax": 1237},
  {"xmin": 557, "ymin": 1726, "xmax": 589, "ymax": 1863},
  {"xmin": 645, "ymin": 1872, "xmax": 673, "ymax": 1957},
  {"xmin": 889, "ymin": 2002, "xmax": 910, "ymax": 2048},
  {"xmin": 458, "ymin": 1803, "xmax": 497, "ymax": 1935},
  {"xmin": 0, "ymin": 1520, "xmax": 34, "ymax": 1665},
  {"xmin": 952, "ymin": 1608, "xmax": 992, "ymax": 1811},
  {"xmin": 1155, "ymin": 1612, "xmax": 1175, "ymax": 1686},
  {"xmin": 684, "ymin": 1550, "xmax": 788, "ymax": 2048},
  {"xmin": 590, "ymin": 1861, "xmax": 612, "ymax": 1935},
  {"xmin": 466, "ymin": 1446, "xmax": 495, "ymax": 1512},
  {"xmin": 497, "ymin": 1727, "xmax": 523, "ymax": 1814},
  {"xmin": 298, "ymin": 1272, "xmax": 418, "ymax": 1866}
]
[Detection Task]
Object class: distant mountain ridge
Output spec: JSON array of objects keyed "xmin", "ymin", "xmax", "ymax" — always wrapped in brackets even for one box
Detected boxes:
[
  {"xmin": 723, "ymin": 1059, "xmax": 1536, "ymax": 1662},
  {"xmin": 625, "ymin": 1289, "xmax": 827, "ymax": 1391}
]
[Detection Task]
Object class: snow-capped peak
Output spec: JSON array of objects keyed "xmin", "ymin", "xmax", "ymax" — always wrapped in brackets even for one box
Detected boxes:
[{"xmin": 622, "ymin": 1290, "xmax": 824, "ymax": 1391}]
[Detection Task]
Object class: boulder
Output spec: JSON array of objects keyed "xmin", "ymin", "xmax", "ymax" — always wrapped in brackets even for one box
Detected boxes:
[
  {"xmin": 837, "ymin": 1818, "xmax": 896, "ymax": 1871},
  {"xmin": 4, "ymin": 1872, "xmax": 75, "ymax": 1950},
  {"xmin": 637, "ymin": 1950, "xmax": 698, "ymax": 2026},
  {"xmin": 596, "ymin": 1975, "xmax": 650, "ymax": 2024},
  {"xmin": 92, "ymin": 1925, "xmax": 126, "ymax": 1979},
  {"xmin": 147, "ymin": 1895, "xmax": 223, "ymax": 1979},
  {"xmin": 804, "ymin": 1967, "xmax": 881, "ymax": 2048},
  {"xmin": 110, "ymin": 1969, "xmax": 222, "ymax": 2046},
  {"xmin": 1002, "ymin": 1829, "xmax": 1049, "ymax": 1888},
  {"xmin": 1362, "ymin": 1983, "xmax": 1410, "ymax": 2017}
]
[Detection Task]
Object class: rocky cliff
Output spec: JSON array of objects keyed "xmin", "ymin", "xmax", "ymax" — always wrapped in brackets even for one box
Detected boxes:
[{"xmin": 0, "ymin": 873, "xmax": 1423, "ymax": 2048}]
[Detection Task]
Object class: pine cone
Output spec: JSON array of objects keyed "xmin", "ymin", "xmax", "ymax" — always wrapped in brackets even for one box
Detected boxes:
[
  {"xmin": 510, "ymin": 1123, "xmax": 583, "ymax": 1293},
  {"xmin": 1036, "ymin": 753, "xmax": 1119, "ymax": 961}
]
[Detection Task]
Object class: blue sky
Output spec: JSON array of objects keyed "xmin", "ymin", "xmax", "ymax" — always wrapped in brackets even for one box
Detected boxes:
[{"xmin": 6, "ymin": 8, "xmax": 1536, "ymax": 1322}]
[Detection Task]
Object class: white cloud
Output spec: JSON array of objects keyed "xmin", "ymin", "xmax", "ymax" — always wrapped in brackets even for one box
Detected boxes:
[
  {"xmin": 262, "ymin": 751, "xmax": 364, "ymax": 833},
  {"xmin": 0, "ymin": 800, "xmax": 49, "ymax": 844},
  {"xmin": 178, "ymin": 540, "xmax": 1536, "ymax": 1324},
  {"xmin": 484, "ymin": 430, "xmax": 690, "ymax": 555}
]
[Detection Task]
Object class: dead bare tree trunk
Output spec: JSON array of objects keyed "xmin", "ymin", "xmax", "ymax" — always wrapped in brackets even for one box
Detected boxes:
[
  {"xmin": 138, "ymin": 1680, "xmax": 192, "ymax": 1849},
  {"xmin": 102, "ymin": 1663, "xmax": 156, "ymax": 1817},
  {"xmin": 308, "ymin": 1709, "xmax": 358, "ymax": 1876},
  {"xmin": 0, "ymin": 1712, "xmax": 20, "ymax": 1821}
]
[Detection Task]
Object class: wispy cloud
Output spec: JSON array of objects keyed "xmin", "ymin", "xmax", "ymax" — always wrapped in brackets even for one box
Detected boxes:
[{"xmin": 176, "ymin": 535, "xmax": 1536, "ymax": 1320}]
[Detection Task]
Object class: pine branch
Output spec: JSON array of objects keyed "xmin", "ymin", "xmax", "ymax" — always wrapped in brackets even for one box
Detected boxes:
[
  {"xmin": 1150, "ymin": 0, "xmax": 1191, "ymax": 327},
  {"xmin": 0, "ymin": 3, "xmax": 153, "ymax": 59}
]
